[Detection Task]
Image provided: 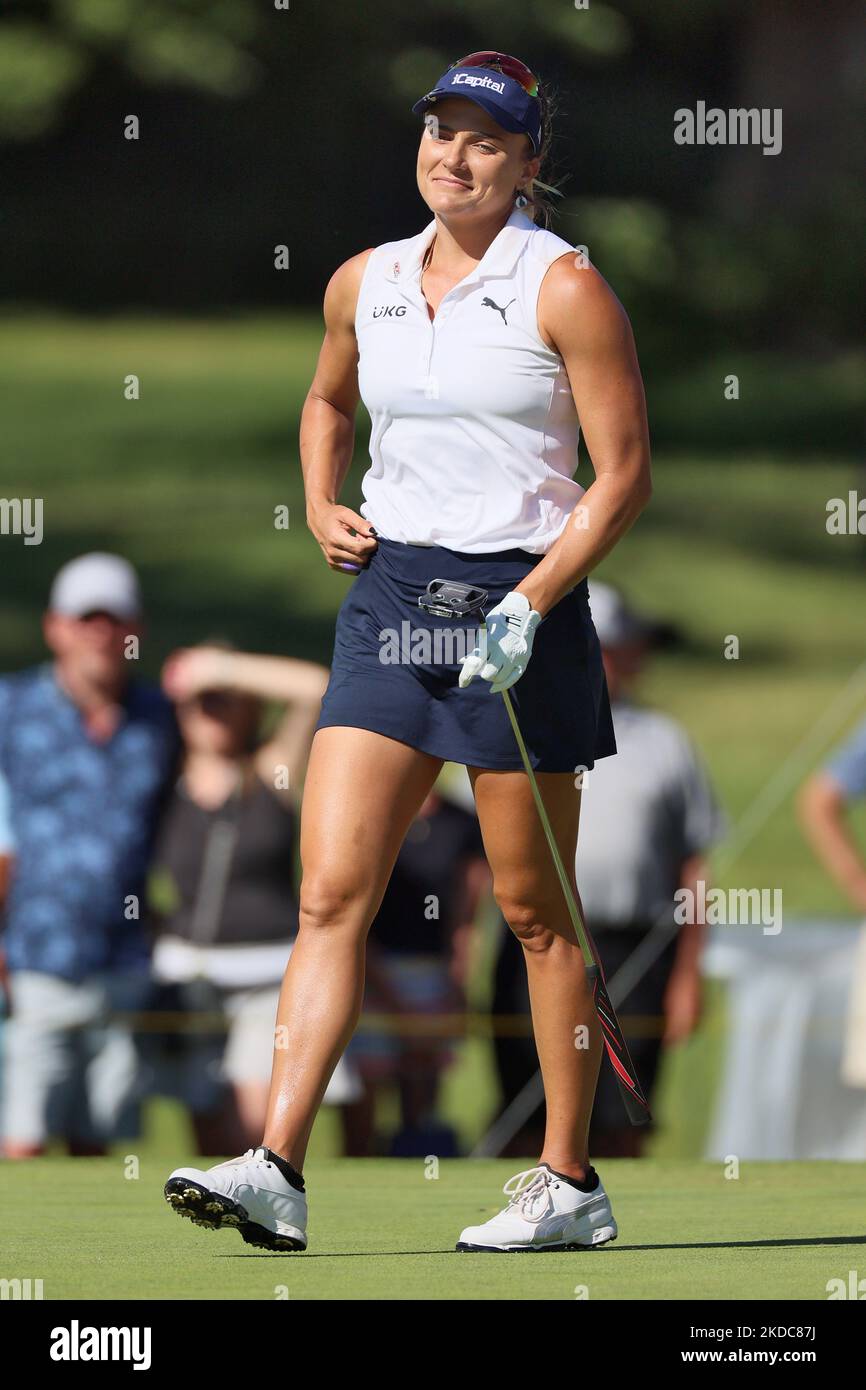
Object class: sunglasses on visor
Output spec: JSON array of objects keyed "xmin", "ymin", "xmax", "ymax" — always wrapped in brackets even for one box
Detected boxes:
[{"xmin": 448, "ymin": 51, "xmax": 540, "ymax": 99}]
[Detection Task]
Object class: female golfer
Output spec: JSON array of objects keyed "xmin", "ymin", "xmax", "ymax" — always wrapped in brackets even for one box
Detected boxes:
[{"xmin": 166, "ymin": 50, "xmax": 651, "ymax": 1253}]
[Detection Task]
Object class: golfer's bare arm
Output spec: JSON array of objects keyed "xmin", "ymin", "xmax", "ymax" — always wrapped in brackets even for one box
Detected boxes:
[
  {"xmin": 797, "ymin": 772, "xmax": 866, "ymax": 911},
  {"xmin": 517, "ymin": 257, "xmax": 652, "ymax": 618},
  {"xmin": 300, "ymin": 250, "xmax": 378, "ymax": 569}
]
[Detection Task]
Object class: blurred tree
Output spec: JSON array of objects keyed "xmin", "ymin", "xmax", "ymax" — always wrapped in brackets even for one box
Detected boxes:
[
  {"xmin": 0, "ymin": 0, "xmax": 860, "ymax": 370},
  {"xmin": 0, "ymin": 0, "xmax": 262, "ymax": 139}
]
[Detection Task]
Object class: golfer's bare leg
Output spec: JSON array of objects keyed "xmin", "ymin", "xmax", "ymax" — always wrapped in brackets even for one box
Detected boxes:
[
  {"xmin": 470, "ymin": 767, "xmax": 602, "ymax": 1180},
  {"xmin": 263, "ymin": 727, "xmax": 443, "ymax": 1170}
]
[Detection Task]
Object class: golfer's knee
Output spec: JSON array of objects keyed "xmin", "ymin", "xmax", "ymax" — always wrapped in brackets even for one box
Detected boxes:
[
  {"xmin": 298, "ymin": 878, "xmax": 367, "ymax": 935},
  {"xmin": 496, "ymin": 890, "xmax": 560, "ymax": 951}
]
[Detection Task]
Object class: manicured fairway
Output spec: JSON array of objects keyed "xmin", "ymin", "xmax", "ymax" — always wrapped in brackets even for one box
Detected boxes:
[{"xmin": 1, "ymin": 1157, "xmax": 861, "ymax": 1300}]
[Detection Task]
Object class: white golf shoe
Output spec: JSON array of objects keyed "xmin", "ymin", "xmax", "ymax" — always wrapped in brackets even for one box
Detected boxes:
[
  {"xmin": 164, "ymin": 1146, "xmax": 307, "ymax": 1252},
  {"xmin": 456, "ymin": 1163, "xmax": 617, "ymax": 1252}
]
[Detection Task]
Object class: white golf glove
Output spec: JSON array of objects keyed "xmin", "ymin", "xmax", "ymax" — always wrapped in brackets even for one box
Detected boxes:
[{"xmin": 458, "ymin": 590, "xmax": 542, "ymax": 694}]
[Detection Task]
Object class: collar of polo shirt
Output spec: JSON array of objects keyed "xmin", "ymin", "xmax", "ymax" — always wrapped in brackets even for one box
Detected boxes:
[{"xmin": 384, "ymin": 207, "xmax": 536, "ymax": 287}]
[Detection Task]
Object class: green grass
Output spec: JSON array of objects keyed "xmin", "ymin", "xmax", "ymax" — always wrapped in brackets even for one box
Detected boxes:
[
  {"xmin": 2, "ymin": 312, "xmax": 865, "ymax": 1162},
  {"xmin": 1, "ymin": 1156, "xmax": 860, "ymax": 1300}
]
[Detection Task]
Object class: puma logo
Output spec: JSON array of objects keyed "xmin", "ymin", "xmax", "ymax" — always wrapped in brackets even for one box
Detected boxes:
[{"xmin": 481, "ymin": 296, "xmax": 516, "ymax": 325}]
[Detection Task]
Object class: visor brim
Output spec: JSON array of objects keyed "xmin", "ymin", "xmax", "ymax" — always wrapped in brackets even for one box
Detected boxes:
[{"xmin": 412, "ymin": 89, "xmax": 537, "ymax": 148}]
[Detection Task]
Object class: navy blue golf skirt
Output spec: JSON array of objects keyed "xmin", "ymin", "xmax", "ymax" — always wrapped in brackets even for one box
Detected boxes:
[{"xmin": 313, "ymin": 537, "xmax": 617, "ymax": 773}]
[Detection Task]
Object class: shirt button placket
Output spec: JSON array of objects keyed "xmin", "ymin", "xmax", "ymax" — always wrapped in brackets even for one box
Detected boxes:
[
  {"xmin": 425, "ymin": 292, "xmax": 458, "ymax": 403},
  {"xmin": 422, "ymin": 292, "xmax": 439, "ymax": 402}
]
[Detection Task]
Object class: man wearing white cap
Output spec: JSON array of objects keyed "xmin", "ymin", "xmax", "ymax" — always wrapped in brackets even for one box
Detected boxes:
[{"xmin": 0, "ymin": 554, "xmax": 179, "ymax": 1156}]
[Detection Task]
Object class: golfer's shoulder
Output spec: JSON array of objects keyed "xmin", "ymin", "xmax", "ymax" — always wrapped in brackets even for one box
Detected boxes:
[
  {"xmin": 323, "ymin": 248, "xmax": 375, "ymax": 331},
  {"xmin": 538, "ymin": 252, "xmax": 631, "ymax": 351},
  {"xmin": 324, "ymin": 223, "xmax": 420, "ymax": 320}
]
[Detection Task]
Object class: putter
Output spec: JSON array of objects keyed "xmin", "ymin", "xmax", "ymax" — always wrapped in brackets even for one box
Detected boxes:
[{"xmin": 418, "ymin": 578, "xmax": 652, "ymax": 1126}]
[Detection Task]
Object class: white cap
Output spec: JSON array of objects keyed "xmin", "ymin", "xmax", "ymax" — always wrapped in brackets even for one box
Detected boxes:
[
  {"xmin": 588, "ymin": 580, "xmax": 655, "ymax": 649},
  {"xmin": 48, "ymin": 553, "xmax": 142, "ymax": 621}
]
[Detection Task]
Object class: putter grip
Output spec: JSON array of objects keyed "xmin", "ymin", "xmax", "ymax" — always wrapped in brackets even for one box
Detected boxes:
[
  {"xmin": 620, "ymin": 1084, "xmax": 653, "ymax": 1127},
  {"xmin": 587, "ymin": 964, "xmax": 653, "ymax": 1126}
]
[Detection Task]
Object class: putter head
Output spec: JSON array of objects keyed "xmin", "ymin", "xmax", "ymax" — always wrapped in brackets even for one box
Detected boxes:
[{"xmin": 418, "ymin": 579, "xmax": 488, "ymax": 619}]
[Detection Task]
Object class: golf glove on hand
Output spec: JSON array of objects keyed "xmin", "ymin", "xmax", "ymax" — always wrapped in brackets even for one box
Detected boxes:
[{"xmin": 458, "ymin": 591, "xmax": 542, "ymax": 694}]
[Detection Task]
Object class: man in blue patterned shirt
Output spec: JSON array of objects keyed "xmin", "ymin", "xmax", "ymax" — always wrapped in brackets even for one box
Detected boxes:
[{"xmin": 0, "ymin": 553, "xmax": 179, "ymax": 1156}]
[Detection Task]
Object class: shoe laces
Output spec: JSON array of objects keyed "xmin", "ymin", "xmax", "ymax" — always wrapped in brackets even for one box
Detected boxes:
[
  {"xmin": 218, "ymin": 1148, "xmax": 262, "ymax": 1170},
  {"xmin": 502, "ymin": 1166, "xmax": 555, "ymax": 1223}
]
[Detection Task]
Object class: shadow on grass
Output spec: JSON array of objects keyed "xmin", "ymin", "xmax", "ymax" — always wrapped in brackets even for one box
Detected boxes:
[{"xmin": 214, "ymin": 1233, "xmax": 866, "ymax": 1258}]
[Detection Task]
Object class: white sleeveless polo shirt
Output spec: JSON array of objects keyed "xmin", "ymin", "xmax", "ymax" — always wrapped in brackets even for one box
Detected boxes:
[{"xmin": 355, "ymin": 207, "xmax": 584, "ymax": 555}]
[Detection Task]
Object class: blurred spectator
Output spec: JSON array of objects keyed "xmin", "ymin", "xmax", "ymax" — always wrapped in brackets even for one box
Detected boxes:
[
  {"xmin": 341, "ymin": 788, "xmax": 490, "ymax": 1157},
  {"xmin": 147, "ymin": 643, "xmax": 359, "ymax": 1155},
  {"xmin": 0, "ymin": 554, "xmax": 179, "ymax": 1157},
  {"xmin": 797, "ymin": 719, "xmax": 866, "ymax": 914},
  {"xmin": 491, "ymin": 582, "xmax": 726, "ymax": 1158},
  {"xmin": 797, "ymin": 717, "xmax": 866, "ymax": 1087},
  {"xmin": 0, "ymin": 773, "xmax": 13, "ymax": 1124}
]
